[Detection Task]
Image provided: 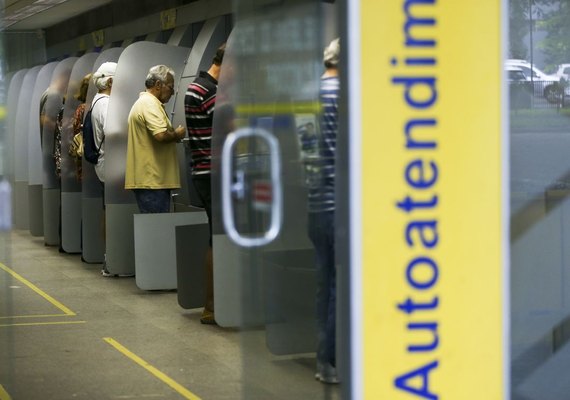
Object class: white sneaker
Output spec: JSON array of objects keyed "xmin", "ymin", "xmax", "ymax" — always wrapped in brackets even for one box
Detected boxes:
[{"xmin": 101, "ymin": 265, "xmax": 134, "ymax": 278}]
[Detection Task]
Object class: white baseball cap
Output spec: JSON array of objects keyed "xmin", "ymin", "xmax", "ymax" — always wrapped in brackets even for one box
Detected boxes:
[
  {"xmin": 323, "ymin": 38, "xmax": 340, "ymax": 66},
  {"xmin": 94, "ymin": 62, "xmax": 117, "ymax": 78}
]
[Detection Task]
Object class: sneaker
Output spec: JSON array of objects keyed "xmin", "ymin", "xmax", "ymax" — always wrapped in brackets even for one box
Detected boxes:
[
  {"xmin": 315, "ymin": 362, "xmax": 340, "ymax": 384},
  {"xmin": 101, "ymin": 266, "xmax": 134, "ymax": 278}
]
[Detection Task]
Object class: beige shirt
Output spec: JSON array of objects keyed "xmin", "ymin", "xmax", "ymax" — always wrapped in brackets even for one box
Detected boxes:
[{"xmin": 124, "ymin": 92, "xmax": 180, "ymax": 189}]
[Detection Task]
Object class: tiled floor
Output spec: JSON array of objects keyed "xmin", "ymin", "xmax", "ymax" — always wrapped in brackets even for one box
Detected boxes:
[{"xmin": 0, "ymin": 230, "xmax": 341, "ymax": 399}]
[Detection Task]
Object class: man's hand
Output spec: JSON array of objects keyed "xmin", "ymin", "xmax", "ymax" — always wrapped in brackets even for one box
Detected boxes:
[
  {"xmin": 174, "ymin": 125, "xmax": 186, "ymax": 140},
  {"xmin": 155, "ymin": 125, "xmax": 186, "ymax": 142}
]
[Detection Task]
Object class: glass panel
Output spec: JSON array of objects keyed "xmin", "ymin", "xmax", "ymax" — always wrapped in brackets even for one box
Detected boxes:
[
  {"xmin": 212, "ymin": 0, "xmax": 341, "ymax": 398},
  {"xmin": 42, "ymin": 58, "xmax": 77, "ymax": 191},
  {"xmin": 6, "ymin": 70, "xmax": 28, "ymax": 187},
  {"xmin": 29, "ymin": 63, "xmax": 58, "ymax": 187},
  {"xmin": 15, "ymin": 68, "xmax": 40, "ymax": 187},
  {"xmin": 510, "ymin": 0, "xmax": 570, "ymax": 398},
  {"xmin": 0, "ymin": 15, "xmax": 14, "ymax": 396},
  {"xmin": 41, "ymin": 58, "xmax": 77, "ymax": 246},
  {"xmin": 13, "ymin": 67, "xmax": 41, "ymax": 231}
]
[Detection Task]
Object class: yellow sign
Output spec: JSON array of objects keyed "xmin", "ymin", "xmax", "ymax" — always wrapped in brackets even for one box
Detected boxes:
[
  {"xmin": 359, "ymin": 1, "xmax": 505, "ymax": 399},
  {"xmin": 161, "ymin": 9, "xmax": 177, "ymax": 30},
  {"xmin": 78, "ymin": 36, "xmax": 87, "ymax": 51},
  {"xmin": 91, "ymin": 30, "xmax": 105, "ymax": 47}
]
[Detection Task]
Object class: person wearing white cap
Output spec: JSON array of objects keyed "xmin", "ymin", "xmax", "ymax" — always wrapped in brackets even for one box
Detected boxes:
[
  {"xmin": 91, "ymin": 61, "xmax": 116, "ymax": 277},
  {"xmin": 91, "ymin": 61, "xmax": 117, "ymax": 184}
]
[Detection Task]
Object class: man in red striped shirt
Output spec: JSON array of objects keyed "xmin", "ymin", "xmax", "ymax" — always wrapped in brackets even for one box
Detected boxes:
[{"xmin": 184, "ymin": 43, "xmax": 225, "ymax": 325}]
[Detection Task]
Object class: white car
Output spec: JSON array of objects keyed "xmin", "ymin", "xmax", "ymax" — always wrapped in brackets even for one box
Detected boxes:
[
  {"xmin": 505, "ymin": 59, "xmax": 559, "ymax": 82},
  {"xmin": 505, "ymin": 59, "xmax": 567, "ymax": 103},
  {"xmin": 506, "ymin": 65, "xmax": 527, "ymax": 82},
  {"xmin": 555, "ymin": 63, "xmax": 570, "ymax": 80}
]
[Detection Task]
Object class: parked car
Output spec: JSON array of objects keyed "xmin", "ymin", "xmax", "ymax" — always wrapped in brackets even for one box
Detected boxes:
[
  {"xmin": 506, "ymin": 59, "xmax": 558, "ymax": 81},
  {"xmin": 505, "ymin": 59, "xmax": 567, "ymax": 103},
  {"xmin": 507, "ymin": 66, "xmax": 532, "ymax": 109},
  {"xmin": 555, "ymin": 63, "xmax": 570, "ymax": 80},
  {"xmin": 506, "ymin": 65, "xmax": 527, "ymax": 82}
]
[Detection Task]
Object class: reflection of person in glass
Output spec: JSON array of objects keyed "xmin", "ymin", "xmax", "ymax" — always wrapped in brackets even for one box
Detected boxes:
[
  {"xmin": 300, "ymin": 122, "xmax": 318, "ymax": 155},
  {"xmin": 184, "ymin": 43, "xmax": 225, "ymax": 325},
  {"xmin": 309, "ymin": 38, "xmax": 340, "ymax": 384},
  {"xmin": 91, "ymin": 62, "xmax": 117, "ymax": 184},
  {"xmin": 125, "ymin": 65, "xmax": 185, "ymax": 213}
]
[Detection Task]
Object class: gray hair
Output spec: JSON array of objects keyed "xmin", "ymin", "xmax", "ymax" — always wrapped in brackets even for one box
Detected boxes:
[
  {"xmin": 145, "ymin": 65, "xmax": 175, "ymax": 89},
  {"xmin": 94, "ymin": 75, "xmax": 112, "ymax": 90}
]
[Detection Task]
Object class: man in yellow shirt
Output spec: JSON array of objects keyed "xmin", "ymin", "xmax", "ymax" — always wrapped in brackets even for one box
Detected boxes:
[{"xmin": 125, "ymin": 65, "xmax": 186, "ymax": 213}]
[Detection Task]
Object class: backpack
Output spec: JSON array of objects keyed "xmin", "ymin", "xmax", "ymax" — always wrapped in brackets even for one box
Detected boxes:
[{"xmin": 83, "ymin": 96, "xmax": 105, "ymax": 165}]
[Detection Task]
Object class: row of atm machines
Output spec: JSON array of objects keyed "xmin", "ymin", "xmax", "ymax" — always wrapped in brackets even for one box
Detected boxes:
[
  {"xmin": 6, "ymin": 16, "xmax": 231, "ymax": 267},
  {"xmin": 4, "ymin": 2, "xmax": 343, "ymax": 396}
]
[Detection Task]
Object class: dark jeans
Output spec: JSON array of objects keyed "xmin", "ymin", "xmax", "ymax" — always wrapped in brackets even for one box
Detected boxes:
[
  {"xmin": 308, "ymin": 210, "xmax": 336, "ymax": 366},
  {"xmin": 192, "ymin": 177, "xmax": 212, "ymax": 246},
  {"xmin": 133, "ymin": 189, "xmax": 171, "ymax": 213}
]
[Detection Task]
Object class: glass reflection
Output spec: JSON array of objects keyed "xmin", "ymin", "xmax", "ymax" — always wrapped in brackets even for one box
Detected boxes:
[
  {"xmin": 510, "ymin": 0, "xmax": 570, "ymax": 398},
  {"xmin": 212, "ymin": 1, "xmax": 341, "ymax": 398}
]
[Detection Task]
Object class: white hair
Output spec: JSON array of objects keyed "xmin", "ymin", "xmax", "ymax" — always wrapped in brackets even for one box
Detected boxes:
[
  {"xmin": 324, "ymin": 38, "xmax": 340, "ymax": 68},
  {"xmin": 93, "ymin": 62, "xmax": 117, "ymax": 90},
  {"xmin": 93, "ymin": 75, "xmax": 112, "ymax": 90}
]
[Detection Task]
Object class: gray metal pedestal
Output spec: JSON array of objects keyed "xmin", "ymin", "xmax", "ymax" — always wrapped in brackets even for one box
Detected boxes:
[
  {"xmin": 134, "ymin": 211, "xmax": 207, "ymax": 290},
  {"xmin": 175, "ymin": 223, "xmax": 210, "ymax": 309}
]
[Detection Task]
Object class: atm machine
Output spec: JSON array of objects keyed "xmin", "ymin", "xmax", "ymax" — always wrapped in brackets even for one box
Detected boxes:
[
  {"xmin": 41, "ymin": 58, "xmax": 77, "ymax": 246},
  {"xmin": 60, "ymin": 53, "xmax": 99, "ymax": 254},
  {"xmin": 13, "ymin": 67, "xmax": 42, "ymax": 231},
  {"xmin": 28, "ymin": 62, "xmax": 59, "ymax": 237},
  {"xmin": 5, "ymin": 70, "xmax": 28, "ymax": 228}
]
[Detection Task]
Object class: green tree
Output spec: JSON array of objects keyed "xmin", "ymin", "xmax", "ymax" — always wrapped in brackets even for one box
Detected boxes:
[
  {"xmin": 510, "ymin": 0, "xmax": 530, "ymax": 59},
  {"xmin": 538, "ymin": 0, "xmax": 570, "ymax": 69}
]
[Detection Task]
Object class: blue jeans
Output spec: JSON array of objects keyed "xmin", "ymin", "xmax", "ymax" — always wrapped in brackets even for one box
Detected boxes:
[
  {"xmin": 308, "ymin": 211, "xmax": 336, "ymax": 366},
  {"xmin": 133, "ymin": 189, "xmax": 171, "ymax": 213}
]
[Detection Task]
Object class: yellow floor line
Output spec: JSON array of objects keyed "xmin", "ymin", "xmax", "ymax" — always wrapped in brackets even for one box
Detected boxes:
[
  {"xmin": 0, "ymin": 314, "xmax": 74, "ymax": 320},
  {"xmin": 0, "ymin": 321, "xmax": 86, "ymax": 328},
  {"xmin": 103, "ymin": 338, "xmax": 202, "ymax": 400},
  {"xmin": 0, "ymin": 263, "xmax": 76, "ymax": 316},
  {"xmin": 0, "ymin": 384, "xmax": 12, "ymax": 400}
]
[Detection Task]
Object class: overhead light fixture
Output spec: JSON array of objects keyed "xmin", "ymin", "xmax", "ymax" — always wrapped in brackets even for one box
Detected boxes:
[
  {"xmin": 26, "ymin": 5, "xmax": 52, "ymax": 13},
  {"xmin": 33, "ymin": 0, "xmax": 68, "ymax": 5},
  {"xmin": 1, "ymin": 0, "xmax": 69, "ymax": 29}
]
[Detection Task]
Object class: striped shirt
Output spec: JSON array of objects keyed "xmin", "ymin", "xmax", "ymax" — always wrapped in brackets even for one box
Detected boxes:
[
  {"xmin": 307, "ymin": 76, "xmax": 339, "ymax": 213},
  {"xmin": 184, "ymin": 71, "xmax": 218, "ymax": 176}
]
